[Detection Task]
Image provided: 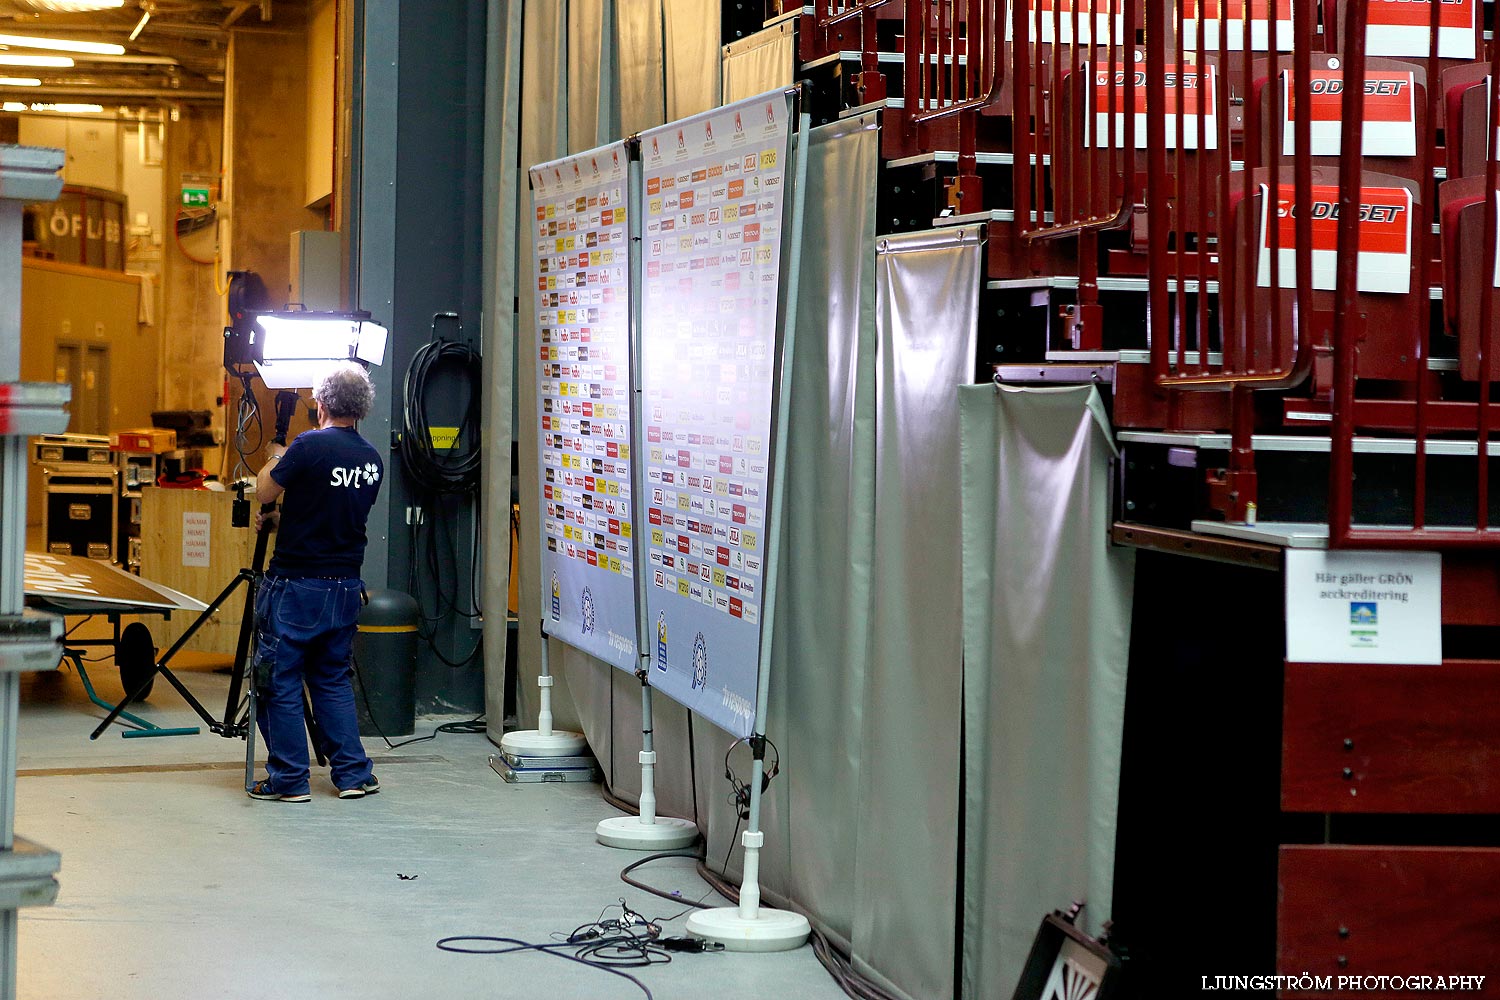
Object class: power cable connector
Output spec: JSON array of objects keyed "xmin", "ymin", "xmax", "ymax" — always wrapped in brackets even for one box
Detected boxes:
[{"xmin": 658, "ymin": 937, "xmax": 723, "ymax": 953}]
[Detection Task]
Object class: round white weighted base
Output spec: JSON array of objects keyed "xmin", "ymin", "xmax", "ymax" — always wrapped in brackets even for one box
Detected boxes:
[
  {"xmin": 499, "ymin": 729, "xmax": 588, "ymax": 758},
  {"xmin": 595, "ymin": 815, "xmax": 698, "ymax": 851},
  {"xmin": 685, "ymin": 906, "xmax": 811, "ymax": 953}
]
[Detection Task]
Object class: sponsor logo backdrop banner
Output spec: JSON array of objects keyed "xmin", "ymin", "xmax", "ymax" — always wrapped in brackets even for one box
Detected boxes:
[
  {"xmin": 637, "ymin": 91, "xmax": 795, "ymax": 737},
  {"xmin": 531, "ymin": 141, "xmax": 642, "ymax": 671}
]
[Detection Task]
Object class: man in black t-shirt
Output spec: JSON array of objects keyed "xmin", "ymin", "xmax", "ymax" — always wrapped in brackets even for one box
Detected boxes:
[{"xmin": 249, "ymin": 364, "xmax": 383, "ymax": 802}]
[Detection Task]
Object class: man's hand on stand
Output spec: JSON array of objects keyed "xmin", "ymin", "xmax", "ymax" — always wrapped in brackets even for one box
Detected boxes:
[{"xmin": 254, "ymin": 509, "xmax": 280, "ymax": 533}]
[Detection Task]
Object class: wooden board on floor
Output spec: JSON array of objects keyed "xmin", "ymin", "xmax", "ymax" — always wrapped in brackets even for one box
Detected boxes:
[{"xmin": 139, "ymin": 487, "xmax": 273, "ymax": 655}]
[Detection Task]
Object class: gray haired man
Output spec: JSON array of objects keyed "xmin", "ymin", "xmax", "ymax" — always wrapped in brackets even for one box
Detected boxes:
[{"xmin": 250, "ymin": 363, "xmax": 384, "ymax": 801}]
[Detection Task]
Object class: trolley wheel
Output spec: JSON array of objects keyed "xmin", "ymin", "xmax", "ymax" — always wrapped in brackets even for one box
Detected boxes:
[{"xmin": 117, "ymin": 622, "xmax": 156, "ymax": 702}]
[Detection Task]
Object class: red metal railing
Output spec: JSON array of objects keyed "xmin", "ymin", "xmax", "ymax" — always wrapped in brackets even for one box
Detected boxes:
[
  {"xmin": 904, "ymin": 0, "xmax": 1004, "ymax": 212},
  {"xmin": 1144, "ymin": 0, "xmax": 1320, "ymax": 520},
  {"xmin": 813, "ymin": 0, "xmax": 893, "ymax": 102},
  {"xmin": 1327, "ymin": 0, "xmax": 1499, "ymax": 546},
  {"xmin": 1010, "ymin": 0, "xmax": 1138, "ymax": 241},
  {"xmin": 1006, "ymin": 0, "xmax": 1144, "ymax": 353},
  {"xmin": 814, "ymin": 0, "xmax": 885, "ymax": 26}
]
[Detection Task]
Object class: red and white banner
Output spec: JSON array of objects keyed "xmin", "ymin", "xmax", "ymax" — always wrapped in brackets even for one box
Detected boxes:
[
  {"xmin": 1281, "ymin": 70, "xmax": 1417, "ymax": 157},
  {"xmin": 1007, "ymin": 0, "xmax": 1126, "ymax": 45},
  {"xmin": 1257, "ymin": 183, "xmax": 1413, "ymax": 293},
  {"xmin": 1366, "ymin": 0, "xmax": 1475, "ymax": 60},
  {"xmin": 1181, "ymin": 0, "xmax": 1294, "ymax": 50},
  {"xmin": 1087, "ymin": 63, "xmax": 1218, "ymax": 149}
]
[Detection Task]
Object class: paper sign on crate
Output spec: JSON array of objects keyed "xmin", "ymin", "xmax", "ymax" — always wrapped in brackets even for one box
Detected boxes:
[
  {"xmin": 1257, "ymin": 183, "xmax": 1413, "ymax": 294},
  {"xmin": 182, "ymin": 511, "xmax": 211, "ymax": 568},
  {"xmin": 1006, "ymin": 0, "xmax": 1126, "ymax": 46},
  {"xmin": 1366, "ymin": 0, "xmax": 1475, "ymax": 60},
  {"xmin": 1281, "ymin": 70, "xmax": 1417, "ymax": 158},
  {"xmin": 1087, "ymin": 62, "xmax": 1218, "ymax": 150}
]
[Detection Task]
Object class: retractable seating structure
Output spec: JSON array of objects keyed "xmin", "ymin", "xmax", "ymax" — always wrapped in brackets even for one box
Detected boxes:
[{"xmin": 783, "ymin": 0, "xmax": 1500, "ymax": 983}]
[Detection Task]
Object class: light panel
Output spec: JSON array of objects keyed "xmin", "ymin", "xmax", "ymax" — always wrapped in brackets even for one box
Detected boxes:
[
  {"xmin": 0, "ymin": 78, "xmax": 41, "ymax": 87},
  {"xmin": 250, "ymin": 313, "xmax": 387, "ymax": 390}
]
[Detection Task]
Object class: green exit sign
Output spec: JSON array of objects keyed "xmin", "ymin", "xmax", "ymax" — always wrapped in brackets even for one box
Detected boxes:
[{"xmin": 181, "ymin": 187, "xmax": 210, "ymax": 207}]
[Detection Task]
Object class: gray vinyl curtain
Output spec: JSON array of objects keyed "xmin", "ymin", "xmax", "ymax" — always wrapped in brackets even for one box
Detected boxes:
[
  {"xmin": 851, "ymin": 227, "xmax": 982, "ymax": 1000},
  {"xmin": 699, "ymin": 111, "xmax": 881, "ymax": 954},
  {"xmin": 721, "ymin": 21, "xmax": 795, "ymax": 104},
  {"xmin": 957, "ymin": 385, "xmax": 1134, "ymax": 1000},
  {"xmin": 480, "ymin": 0, "xmax": 522, "ymax": 732},
  {"xmin": 568, "ymin": 0, "xmax": 618, "ymax": 152},
  {"xmin": 662, "ymin": 0, "xmax": 721, "ymax": 118},
  {"xmin": 615, "ymin": 0, "xmax": 665, "ymax": 135}
]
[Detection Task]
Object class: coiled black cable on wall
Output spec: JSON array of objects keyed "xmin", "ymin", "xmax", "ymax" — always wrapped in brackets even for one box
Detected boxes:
[
  {"xmin": 398, "ymin": 313, "xmax": 483, "ymax": 496},
  {"xmin": 398, "ymin": 313, "xmax": 485, "ymax": 667}
]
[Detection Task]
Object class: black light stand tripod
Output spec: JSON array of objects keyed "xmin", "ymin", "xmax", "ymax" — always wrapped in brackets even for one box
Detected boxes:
[{"xmin": 89, "ymin": 391, "xmax": 328, "ymax": 789}]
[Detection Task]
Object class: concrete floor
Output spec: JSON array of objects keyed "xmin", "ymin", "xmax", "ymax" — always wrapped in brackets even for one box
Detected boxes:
[{"xmin": 12, "ymin": 659, "xmax": 847, "ymax": 1000}]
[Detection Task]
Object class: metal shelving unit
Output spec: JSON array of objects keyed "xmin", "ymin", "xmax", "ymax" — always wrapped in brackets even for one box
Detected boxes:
[{"xmin": 0, "ymin": 143, "xmax": 67, "ymax": 1000}]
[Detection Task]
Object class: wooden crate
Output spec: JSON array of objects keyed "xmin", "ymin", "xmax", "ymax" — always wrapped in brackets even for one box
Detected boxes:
[{"xmin": 139, "ymin": 487, "xmax": 274, "ymax": 656}]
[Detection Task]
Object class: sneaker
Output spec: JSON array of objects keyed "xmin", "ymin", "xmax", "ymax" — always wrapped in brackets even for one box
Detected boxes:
[
  {"xmin": 337, "ymin": 776, "xmax": 380, "ymax": 799},
  {"xmin": 248, "ymin": 780, "xmax": 311, "ymax": 803}
]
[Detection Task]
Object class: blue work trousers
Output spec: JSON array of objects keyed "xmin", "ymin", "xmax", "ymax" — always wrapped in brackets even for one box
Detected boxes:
[{"xmin": 254, "ymin": 575, "xmax": 374, "ymax": 795}]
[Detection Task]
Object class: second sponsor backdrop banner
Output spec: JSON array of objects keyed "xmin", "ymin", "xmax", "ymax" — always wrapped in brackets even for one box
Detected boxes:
[
  {"xmin": 638, "ymin": 90, "xmax": 796, "ymax": 737},
  {"xmin": 531, "ymin": 141, "xmax": 642, "ymax": 671}
]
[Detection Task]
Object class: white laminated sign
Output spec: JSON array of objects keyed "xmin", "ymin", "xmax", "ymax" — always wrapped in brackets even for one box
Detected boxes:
[
  {"xmin": 1258, "ymin": 183, "xmax": 1412, "ymax": 294},
  {"xmin": 1281, "ymin": 69, "xmax": 1417, "ymax": 158},
  {"xmin": 1285, "ymin": 549, "xmax": 1441, "ymax": 664},
  {"xmin": 1087, "ymin": 62, "xmax": 1218, "ymax": 150},
  {"xmin": 1181, "ymin": 0, "xmax": 1294, "ymax": 51}
]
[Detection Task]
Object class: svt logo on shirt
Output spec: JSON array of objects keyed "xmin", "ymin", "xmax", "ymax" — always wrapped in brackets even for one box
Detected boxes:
[{"xmin": 330, "ymin": 463, "xmax": 381, "ymax": 488}]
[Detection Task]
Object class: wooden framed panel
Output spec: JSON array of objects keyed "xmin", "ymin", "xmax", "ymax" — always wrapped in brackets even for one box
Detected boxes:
[
  {"xmin": 1279, "ymin": 846, "xmax": 1500, "ymax": 988},
  {"xmin": 1283, "ymin": 660, "xmax": 1500, "ymax": 814}
]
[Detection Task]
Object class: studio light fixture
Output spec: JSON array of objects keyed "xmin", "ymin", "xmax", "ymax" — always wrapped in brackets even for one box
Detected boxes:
[
  {"xmin": 249, "ymin": 313, "xmax": 389, "ymax": 389},
  {"xmin": 0, "ymin": 78, "xmax": 42, "ymax": 87},
  {"xmin": 0, "ymin": 34, "xmax": 126, "ymax": 56},
  {"xmin": 0, "ymin": 55, "xmax": 74, "ymax": 68}
]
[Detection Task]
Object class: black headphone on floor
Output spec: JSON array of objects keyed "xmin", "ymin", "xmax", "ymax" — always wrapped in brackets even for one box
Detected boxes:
[{"xmin": 723, "ymin": 736, "xmax": 780, "ymax": 821}]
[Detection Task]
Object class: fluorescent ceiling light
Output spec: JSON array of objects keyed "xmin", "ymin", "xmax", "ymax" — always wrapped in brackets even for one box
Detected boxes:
[
  {"xmin": 128, "ymin": 10, "xmax": 150, "ymax": 41},
  {"xmin": 8, "ymin": 102, "xmax": 105, "ymax": 113},
  {"xmin": 25, "ymin": 2, "xmax": 126, "ymax": 10},
  {"xmin": 0, "ymin": 54, "xmax": 74, "ymax": 68},
  {"xmin": 0, "ymin": 34, "xmax": 126, "ymax": 55},
  {"xmin": 0, "ymin": 78, "xmax": 41, "ymax": 87}
]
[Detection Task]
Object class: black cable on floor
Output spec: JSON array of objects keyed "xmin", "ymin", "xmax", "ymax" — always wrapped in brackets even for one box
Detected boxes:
[
  {"xmin": 350, "ymin": 651, "xmax": 485, "ymax": 750},
  {"xmin": 436, "ymin": 936, "xmax": 656, "ymax": 1000}
]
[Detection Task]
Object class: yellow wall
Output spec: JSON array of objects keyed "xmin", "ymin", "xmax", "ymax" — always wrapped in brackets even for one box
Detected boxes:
[{"xmin": 306, "ymin": 0, "xmax": 336, "ymax": 209}]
